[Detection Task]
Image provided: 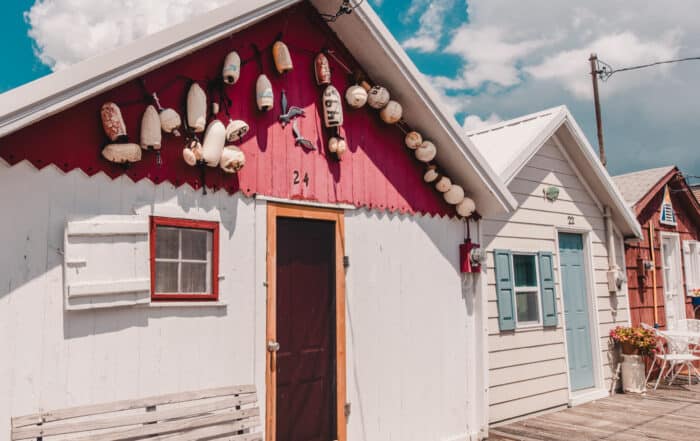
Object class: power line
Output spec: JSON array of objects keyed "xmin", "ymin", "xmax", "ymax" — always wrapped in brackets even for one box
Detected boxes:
[{"xmin": 595, "ymin": 56, "xmax": 700, "ymax": 81}]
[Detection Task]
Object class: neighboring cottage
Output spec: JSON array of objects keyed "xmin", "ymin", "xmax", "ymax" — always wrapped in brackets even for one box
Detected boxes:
[
  {"xmin": 613, "ymin": 166, "xmax": 700, "ymax": 327},
  {"xmin": 691, "ymin": 183, "xmax": 700, "ymax": 204},
  {"xmin": 468, "ymin": 106, "xmax": 642, "ymax": 424},
  {"xmin": 0, "ymin": 1, "xmax": 519, "ymax": 440}
]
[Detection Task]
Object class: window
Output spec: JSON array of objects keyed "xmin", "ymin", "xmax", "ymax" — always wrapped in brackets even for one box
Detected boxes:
[
  {"xmin": 684, "ymin": 240, "xmax": 700, "ymax": 296},
  {"xmin": 150, "ymin": 217, "xmax": 219, "ymax": 301},
  {"xmin": 659, "ymin": 185, "xmax": 677, "ymax": 226},
  {"xmin": 512, "ymin": 254, "xmax": 541, "ymax": 326}
]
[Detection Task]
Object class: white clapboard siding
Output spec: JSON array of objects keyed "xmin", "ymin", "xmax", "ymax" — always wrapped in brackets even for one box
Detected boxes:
[
  {"xmin": 63, "ymin": 215, "xmax": 150, "ymax": 310},
  {"xmin": 483, "ymin": 138, "xmax": 631, "ymax": 423}
]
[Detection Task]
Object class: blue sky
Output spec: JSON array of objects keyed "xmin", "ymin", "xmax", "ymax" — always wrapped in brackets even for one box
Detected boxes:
[{"xmin": 3, "ymin": 0, "xmax": 700, "ymax": 182}]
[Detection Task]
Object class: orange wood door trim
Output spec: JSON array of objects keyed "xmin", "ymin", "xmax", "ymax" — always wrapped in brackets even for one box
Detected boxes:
[{"xmin": 265, "ymin": 202, "xmax": 347, "ymax": 441}]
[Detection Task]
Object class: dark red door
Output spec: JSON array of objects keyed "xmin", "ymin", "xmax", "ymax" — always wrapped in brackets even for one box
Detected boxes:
[{"xmin": 276, "ymin": 218, "xmax": 336, "ymax": 441}]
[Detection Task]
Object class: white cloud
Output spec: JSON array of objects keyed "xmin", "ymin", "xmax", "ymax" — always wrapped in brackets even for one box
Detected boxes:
[
  {"xmin": 402, "ymin": 0, "xmax": 456, "ymax": 53},
  {"xmin": 26, "ymin": 0, "xmax": 231, "ymax": 70},
  {"xmin": 463, "ymin": 113, "xmax": 501, "ymax": 131}
]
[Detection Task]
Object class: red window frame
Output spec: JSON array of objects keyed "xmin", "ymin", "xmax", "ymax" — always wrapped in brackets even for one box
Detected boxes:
[{"xmin": 150, "ymin": 216, "xmax": 220, "ymax": 301}]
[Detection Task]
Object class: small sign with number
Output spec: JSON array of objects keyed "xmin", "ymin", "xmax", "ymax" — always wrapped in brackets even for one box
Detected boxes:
[{"xmin": 292, "ymin": 170, "xmax": 310, "ymax": 187}]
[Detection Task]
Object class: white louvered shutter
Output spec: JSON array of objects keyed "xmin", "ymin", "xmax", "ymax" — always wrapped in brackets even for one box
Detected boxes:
[{"xmin": 64, "ymin": 215, "xmax": 150, "ymax": 310}]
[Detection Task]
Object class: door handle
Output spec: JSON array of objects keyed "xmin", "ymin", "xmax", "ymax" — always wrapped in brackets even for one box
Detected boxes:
[{"xmin": 267, "ymin": 340, "xmax": 280, "ymax": 352}]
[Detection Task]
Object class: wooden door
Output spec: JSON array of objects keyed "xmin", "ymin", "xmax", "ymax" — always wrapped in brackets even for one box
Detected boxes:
[
  {"xmin": 266, "ymin": 203, "xmax": 346, "ymax": 441},
  {"xmin": 661, "ymin": 234, "xmax": 685, "ymax": 326},
  {"xmin": 559, "ymin": 233, "xmax": 596, "ymax": 391},
  {"xmin": 276, "ymin": 218, "xmax": 336, "ymax": 441}
]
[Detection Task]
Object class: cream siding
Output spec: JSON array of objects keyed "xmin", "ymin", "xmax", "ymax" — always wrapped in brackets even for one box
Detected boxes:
[{"xmin": 482, "ymin": 138, "xmax": 630, "ymax": 424}]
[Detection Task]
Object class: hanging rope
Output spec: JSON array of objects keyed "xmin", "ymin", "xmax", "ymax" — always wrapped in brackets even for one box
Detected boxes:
[{"xmin": 319, "ymin": 0, "xmax": 364, "ymax": 22}]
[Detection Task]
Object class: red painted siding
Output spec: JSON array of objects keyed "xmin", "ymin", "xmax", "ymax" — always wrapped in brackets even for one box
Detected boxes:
[
  {"xmin": 0, "ymin": 3, "xmax": 452, "ymax": 217},
  {"xmin": 625, "ymin": 174, "xmax": 700, "ymax": 327}
]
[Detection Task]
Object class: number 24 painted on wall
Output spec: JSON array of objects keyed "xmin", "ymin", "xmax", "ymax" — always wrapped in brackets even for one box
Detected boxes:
[{"xmin": 292, "ymin": 170, "xmax": 310, "ymax": 187}]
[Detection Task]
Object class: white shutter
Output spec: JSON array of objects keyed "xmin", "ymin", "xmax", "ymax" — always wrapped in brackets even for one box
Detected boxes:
[
  {"xmin": 682, "ymin": 241, "xmax": 695, "ymax": 296},
  {"xmin": 64, "ymin": 215, "xmax": 150, "ymax": 310}
]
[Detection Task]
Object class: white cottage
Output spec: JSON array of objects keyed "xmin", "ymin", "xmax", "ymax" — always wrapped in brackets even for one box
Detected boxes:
[
  {"xmin": 467, "ymin": 107, "xmax": 643, "ymax": 423},
  {"xmin": 0, "ymin": 1, "xmax": 519, "ymax": 441}
]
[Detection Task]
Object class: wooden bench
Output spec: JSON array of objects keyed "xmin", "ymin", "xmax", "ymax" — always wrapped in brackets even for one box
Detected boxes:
[{"xmin": 11, "ymin": 385, "xmax": 262, "ymax": 441}]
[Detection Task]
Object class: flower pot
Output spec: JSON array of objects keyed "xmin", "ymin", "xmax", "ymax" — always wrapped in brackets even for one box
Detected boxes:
[
  {"xmin": 621, "ymin": 342, "xmax": 640, "ymax": 355},
  {"xmin": 621, "ymin": 354, "xmax": 646, "ymax": 393}
]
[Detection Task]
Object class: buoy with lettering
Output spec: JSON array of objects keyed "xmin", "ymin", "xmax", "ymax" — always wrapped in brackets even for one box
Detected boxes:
[
  {"xmin": 367, "ymin": 85, "xmax": 390, "ymax": 109},
  {"xmin": 225, "ymin": 119, "xmax": 250, "ymax": 143},
  {"xmin": 220, "ymin": 146, "xmax": 246, "ymax": 173},
  {"xmin": 256, "ymin": 74, "xmax": 274, "ymax": 111},
  {"xmin": 222, "ymin": 51, "xmax": 241, "ymax": 85},
  {"xmin": 345, "ymin": 84, "xmax": 368, "ymax": 109},
  {"xmin": 322, "ymin": 85, "xmax": 344, "ymax": 128}
]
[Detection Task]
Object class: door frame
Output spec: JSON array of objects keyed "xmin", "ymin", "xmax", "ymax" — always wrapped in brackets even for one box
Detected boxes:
[
  {"xmin": 265, "ymin": 202, "xmax": 347, "ymax": 441},
  {"xmin": 659, "ymin": 231, "xmax": 686, "ymax": 325},
  {"xmin": 555, "ymin": 227, "xmax": 605, "ymax": 402}
]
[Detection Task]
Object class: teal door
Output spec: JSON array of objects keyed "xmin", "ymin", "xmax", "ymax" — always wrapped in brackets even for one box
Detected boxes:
[{"xmin": 559, "ymin": 233, "xmax": 595, "ymax": 391}]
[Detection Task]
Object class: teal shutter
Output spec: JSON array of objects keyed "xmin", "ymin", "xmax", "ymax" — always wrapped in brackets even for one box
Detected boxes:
[
  {"xmin": 538, "ymin": 252, "xmax": 558, "ymax": 327},
  {"xmin": 494, "ymin": 249, "xmax": 516, "ymax": 331}
]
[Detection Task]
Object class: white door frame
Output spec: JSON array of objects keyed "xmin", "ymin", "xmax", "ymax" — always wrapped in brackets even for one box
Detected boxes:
[
  {"xmin": 659, "ymin": 231, "xmax": 686, "ymax": 327},
  {"xmin": 554, "ymin": 227, "xmax": 606, "ymax": 405}
]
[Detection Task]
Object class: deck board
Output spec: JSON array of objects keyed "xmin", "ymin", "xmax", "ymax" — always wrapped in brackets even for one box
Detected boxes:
[{"xmin": 489, "ymin": 384, "xmax": 700, "ymax": 441}]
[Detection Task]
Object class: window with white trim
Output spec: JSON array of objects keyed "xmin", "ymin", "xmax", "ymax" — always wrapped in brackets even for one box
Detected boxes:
[
  {"xmin": 512, "ymin": 254, "xmax": 541, "ymax": 326},
  {"xmin": 151, "ymin": 217, "xmax": 219, "ymax": 301},
  {"xmin": 684, "ymin": 240, "xmax": 700, "ymax": 296}
]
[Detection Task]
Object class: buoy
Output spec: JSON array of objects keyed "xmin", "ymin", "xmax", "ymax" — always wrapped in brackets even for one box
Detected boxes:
[
  {"xmin": 423, "ymin": 165, "xmax": 439, "ymax": 183},
  {"xmin": 379, "ymin": 100, "xmax": 402, "ymax": 124},
  {"xmin": 328, "ymin": 137, "xmax": 339, "ymax": 153},
  {"xmin": 435, "ymin": 176, "xmax": 452, "ymax": 193},
  {"xmin": 186, "ymin": 83, "xmax": 207, "ymax": 133},
  {"xmin": 102, "ymin": 143, "xmax": 141, "ymax": 163},
  {"xmin": 159, "ymin": 108, "xmax": 182, "ymax": 137},
  {"xmin": 182, "ymin": 147, "xmax": 197, "ymax": 166},
  {"xmin": 201, "ymin": 120, "xmax": 226, "ymax": 167},
  {"xmin": 345, "ymin": 84, "xmax": 368, "ymax": 109},
  {"xmin": 140, "ymin": 105, "xmax": 161, "ymax": 150},
  {"xmin": 456, "ymin": 197, "xmax": 476, "ymax": 217},
  {"xmin": 367, "ymin": 85, "xmax": 390, "ymax": 109},
  {"xmin": 335, "ymin": 138, "xmax": 347, "ymax": 157},
  {"xmin": 256, "ymin": 74, "xmax": 274, "ymax": 111},
  {"xmin": 272, "ymin": 41, "xmax": 293, "ymax": 74},
  {"xmin": 444, "ymin": 184, "xmax": 465, "ymax": 205},
  {"xmin": 222, "ymin": 51, "xmax": 241, "ymax": 85},
  {"xmin": 225, "ymin": 119, "xmax": 250, "ymax": 143},
  {"xmin": 314, "ymin": 53, "xmax": 331, "ymax": 85},
  {"xmin": 185, "ymin": 138, "xmax": 203, "ymax": 162},
  {"xmin": 405, "ymin": 131, "xmax": 422, "ymax": 149},
  {"xmin": 220, "ymin": 146, "xmax": 246, "ymax": 173},
  {"xmin": 415, "ymin": 140, "xmax": 437, "ymax": 162},
  {"xmin": 100, "ymin": 102, "xmax": 127, "ymax": 142},
  {"xmin": 322, "ymin": 85, "xmax": 344, "ymax": 128}
]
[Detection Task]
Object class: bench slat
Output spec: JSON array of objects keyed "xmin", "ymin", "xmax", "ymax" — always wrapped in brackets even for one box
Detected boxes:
[
  {"xmin": 12, "ymin": 394, "xmax": 256, "ymax": 440},
  {"xmin": 70, "ymin": 407, "xmax": 259, "ymax": 441},
  {"xmin": 12, "ymin": 384, "xmax": 256, "ymax": 428},
  {"xmin": 149, "ymin": 417, "xmax": 261, "ymax": 441}
]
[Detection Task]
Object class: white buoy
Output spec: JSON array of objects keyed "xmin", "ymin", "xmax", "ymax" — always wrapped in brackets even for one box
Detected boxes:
[
  {"xmin": 186, "ymin": 83, "xmax": 207, "ymax": 133},
  {"xmin": 345, "ymin": 84, "xmax": 368, "ymax": 109},
  {"xmin": 379, "ymin": 100, "xmax": 402, "ymax": 124},
  {"xmin": 222, "ymin": 51, "xmax": 241, "ymax": 85},
  {"xmin": 335, "ymin": 138, "xmax": 347, "ymax": 157},
  {"xmin": 405, "ymin": 131, "xmax": 422, "ymax": 149},
  {"xmin": 367, "ymin": 85, "xmax": 390, "ymax": 109},
  {"xmin": 182, "ymin": 147, "xmax": 197, "ymax": 166},
  {"xmin": 220, "ymin": 146, "xmax": 246, "ymax": 173},
  {"xmin": 256, "ymin": 74, "xmax": 274, "ymax": 111},
  {"xmin": 415, "ymin": 140, "xmax": 437, "ymax": 162},
  {"xmin": 435, "ymin": 176, "xmax": 452, "ymax": 193},
  {"xmin": 225, "ymin": 119, "xmax": 250, "ymax": 143},
  {"xmin": 159, "ymin": 108, "xmax": 182, "ymax": 137},
  {"xmin": 423, "ymin": 165, "xmax": 439, "ymax": 183},
  {"xmin": 444, "ymin": 184, "xmax": 465, "ymax": 205},
  {"xmin": 201, "ymin": 120, "xmax": 226, "ymax": 167},
  {"xmin": 456, "ymin": 197, "xmax": 475, "ymax": 217},
  {"xmin": 328, "ymin": 137, "xmax": 339, "ymax": 153},
  {"xmin": 140, "ymin": 105, "xmax": 161, "ymax": 150},
  {"xmin": 102, "ymin": 143, "xmax": 141, "ymax": 163},
  {"xmin": 100, "ymin": 102, "xmax": 127, "ymax": 142},
  {"xmin": 322, "ymin": 85, "xmax": 344, "ymax": 128}
]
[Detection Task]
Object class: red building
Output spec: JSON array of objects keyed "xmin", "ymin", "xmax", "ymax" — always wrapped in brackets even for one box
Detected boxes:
[{"xmin": 613, "ymin": 166, "xmax": 700, "ymax": 327}]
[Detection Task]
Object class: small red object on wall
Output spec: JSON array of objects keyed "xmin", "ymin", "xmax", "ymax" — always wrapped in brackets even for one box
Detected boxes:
[{"xmin": 460, "ymin": 239, "xmax": 482, "ymax": 273}]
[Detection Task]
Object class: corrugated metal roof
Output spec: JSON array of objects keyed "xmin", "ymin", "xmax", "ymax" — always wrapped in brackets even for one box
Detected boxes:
[
  {"xmin": 611, "ymin": 166, "xmax": 675, "ymax": 206},
  {"xmin": 692, "ymin": 184, "xmax": 700, "ymax": 203},
  {"xmin": 466, "ymin": 106, "xmax": 564, "ymax": 179}
]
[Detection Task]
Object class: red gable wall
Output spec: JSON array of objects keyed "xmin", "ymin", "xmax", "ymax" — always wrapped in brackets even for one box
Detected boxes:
[
  {"xmin": 0, "ymin": 3, "xmax": 453, "ymax": 217},
  {"xmin": 625, "ymin": 172, "xmax": 700, "ymax": 326}
]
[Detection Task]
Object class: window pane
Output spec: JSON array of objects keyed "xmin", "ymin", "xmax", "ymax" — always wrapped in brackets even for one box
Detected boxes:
[
  {"xmin": 181, "ymin": 229, "xmax": 209, "ymax": 260},
  {"xmin": 513, "ymin": 254, "xmax": 537, "ymax": 287},
  {"xmin": 156, "ymin": 227, "xmax": 179, "ymax": 259},
  {"xmin": 155, "ymin": 261, "xmax": 179, "ymax": 292},
  {"xmin": 516, "ymin": 291, "xmax": 540, "ymax": 323},
  {"xmin": 181, "ymin": 262, "xmax": 208, "ymax": 293}
]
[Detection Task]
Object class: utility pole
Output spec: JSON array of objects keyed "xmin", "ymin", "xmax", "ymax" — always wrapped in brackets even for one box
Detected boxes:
[{"xmin": 589, "ymin": 53, "xmax": 606, "ymax": 168}]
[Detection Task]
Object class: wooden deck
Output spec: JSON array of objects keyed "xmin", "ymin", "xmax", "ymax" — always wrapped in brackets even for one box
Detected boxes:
[{"xmin": 488, "ymin": 384, "xmax": 700, "ymax": 441}]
